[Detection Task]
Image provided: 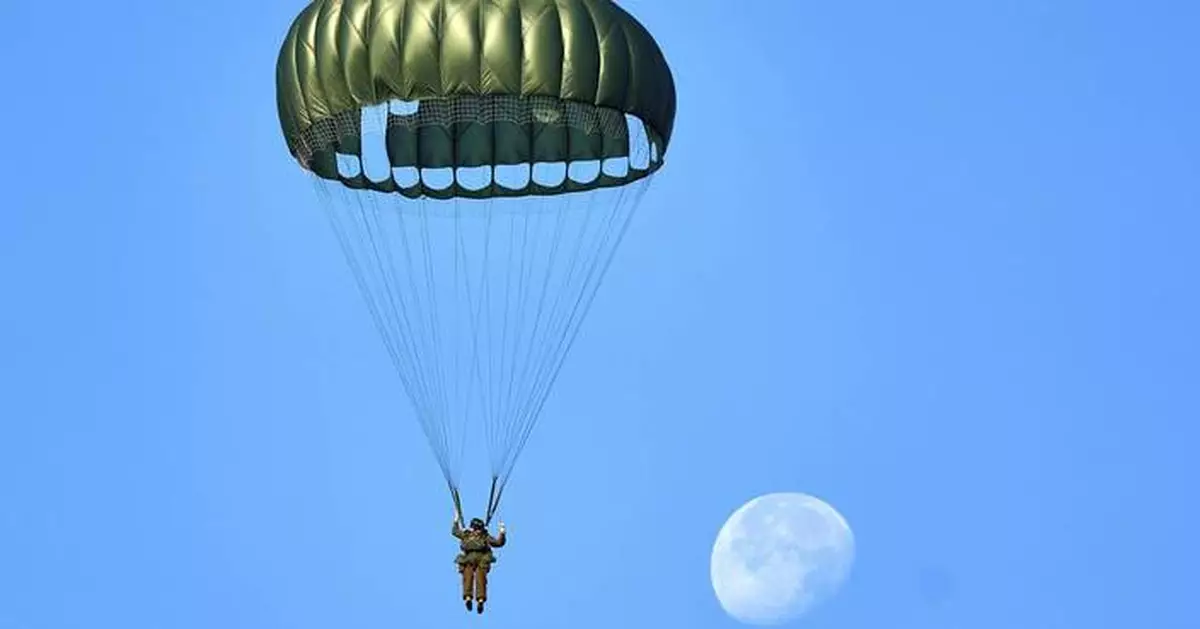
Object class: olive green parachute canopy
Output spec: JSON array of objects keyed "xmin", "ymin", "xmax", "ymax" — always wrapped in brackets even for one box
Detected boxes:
[
  {"xmin": 276, "ymin": 0, "xmax": 676, "ymax": 198},
  {"xmin": 276, "ymin": 0, "xmax": 675, "ymax": 524}
]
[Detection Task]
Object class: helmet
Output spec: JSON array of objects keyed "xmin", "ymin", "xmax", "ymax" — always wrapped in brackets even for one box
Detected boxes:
[{"xmin": 469, "ymin": 518, "xmax": 486, "ymax": 530}]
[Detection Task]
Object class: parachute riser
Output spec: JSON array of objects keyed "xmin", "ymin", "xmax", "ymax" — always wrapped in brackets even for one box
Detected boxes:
[{"xmin": 451, "ymin": 485, "xmax": 465, "ymax": 525}]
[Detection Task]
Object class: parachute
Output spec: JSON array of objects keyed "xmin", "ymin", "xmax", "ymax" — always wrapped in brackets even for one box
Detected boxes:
[{"xmin": 275, "ymin": 0, "xmax": 676, "ymax": 523}]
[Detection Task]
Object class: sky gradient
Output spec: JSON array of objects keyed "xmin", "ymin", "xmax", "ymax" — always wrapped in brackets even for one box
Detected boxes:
[{"xmin": 2, "ymin": 1, "xmax": 1197, "ymax": 628}]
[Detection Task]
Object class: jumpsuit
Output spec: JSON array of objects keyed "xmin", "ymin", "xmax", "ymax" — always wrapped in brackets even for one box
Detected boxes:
[{"xmin": 452, "ymin": 520, "xmax": 507, "ymax": 606}]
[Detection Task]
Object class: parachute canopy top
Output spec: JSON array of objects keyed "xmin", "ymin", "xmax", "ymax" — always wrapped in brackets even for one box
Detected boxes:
[{"xmin": 276, "ymin": 0, "xmax": 677, "ymax": 199}]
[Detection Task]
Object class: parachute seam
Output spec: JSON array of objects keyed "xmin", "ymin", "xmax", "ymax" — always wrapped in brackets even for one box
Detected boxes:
[
  {"xmin": 619, "ymin": 19, "xmax": 635, "ymax": 121},
  {"xmin": 286, "ymin": 22, "xmax": 311, "ymax": 158},
  {"xmin": 296, "ymin": 12, "xmax": 322, "ymax": 137},
  {"xmin": 436, "ymin": 0, "xmax": 447, "ymax": 95},
  {"xmin": 342, "ymin": 0, "xmax": 373, "ymax": 103},
  {"xmin": 318, "ymin": 0, "xmax": 340, "ymax": 120},
  {"xmin": 582, "ymin": 0, "xmax": 602, "ymax": 106},
  {"xmin": 400, "ymin": 0, "xmax": 416, "ymax": 98},
  {"xmin": 552, "ymin": 0, "xmax": 565, "ymax": 99},
  {"xmin": 366, "ymin": 0, "xmax": 380, "ymax": 103}
]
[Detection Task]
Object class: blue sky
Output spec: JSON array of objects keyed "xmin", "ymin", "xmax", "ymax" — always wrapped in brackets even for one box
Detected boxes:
[{"xmin": 2, "ymin": 0, "xmax": 1197, "ymax": 628}]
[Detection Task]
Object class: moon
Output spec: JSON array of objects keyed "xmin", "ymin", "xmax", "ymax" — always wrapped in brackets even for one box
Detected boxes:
[{"xmin": 710, "ymin": 492, "xmax": 855, "ymax": 625}]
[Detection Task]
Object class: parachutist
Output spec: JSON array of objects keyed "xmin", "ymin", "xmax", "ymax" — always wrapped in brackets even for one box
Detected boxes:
[{"xmin": 453, "ymin": 513, "xmax": 507, "ymax": 614}]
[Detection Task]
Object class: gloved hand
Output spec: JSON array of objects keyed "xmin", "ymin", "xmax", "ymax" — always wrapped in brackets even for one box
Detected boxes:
[{"xmin": 498, "ymin": 521, "xmax": 506, "ymax": 534}]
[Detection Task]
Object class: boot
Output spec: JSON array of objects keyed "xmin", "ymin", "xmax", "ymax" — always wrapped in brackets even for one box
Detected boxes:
[
  {"xmin": 464, "ymin": 598, "xmax": 473, "ymax": 611},
  {"xmin": 476, "ymin": 600, "xmax": 485, "ymax": 614}
]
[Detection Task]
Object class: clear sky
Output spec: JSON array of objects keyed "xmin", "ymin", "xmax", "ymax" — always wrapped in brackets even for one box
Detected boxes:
[{"xmin": 2, "ymin": 1, "xmax": 1197, "ymax": 628}]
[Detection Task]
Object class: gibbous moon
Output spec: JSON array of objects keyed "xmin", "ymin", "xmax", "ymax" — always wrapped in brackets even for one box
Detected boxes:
[{"xmin": 710, "ymin": 493, "xmax": 855, "ymax": 625}]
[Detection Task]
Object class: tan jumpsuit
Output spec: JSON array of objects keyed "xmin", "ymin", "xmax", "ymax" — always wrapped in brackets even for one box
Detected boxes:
[{"xmin": 452, "ymin": 522, "xmax": 507, "ymax": 603}]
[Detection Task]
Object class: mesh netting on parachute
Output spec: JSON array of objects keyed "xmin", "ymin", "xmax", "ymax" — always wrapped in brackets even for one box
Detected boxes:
[{"xmin": 307, "ymin": 96, "xmax": 658, "ymax": 524}]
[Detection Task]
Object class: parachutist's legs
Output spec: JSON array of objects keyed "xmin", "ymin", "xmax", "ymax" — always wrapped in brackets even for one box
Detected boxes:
[
  {"xmin": 475, "ymin": 565, "xmax": 489, "ymax": 608},
  {"xmin": 461, "ymin": 565, "xmax": 476, "ymax": 609}
]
